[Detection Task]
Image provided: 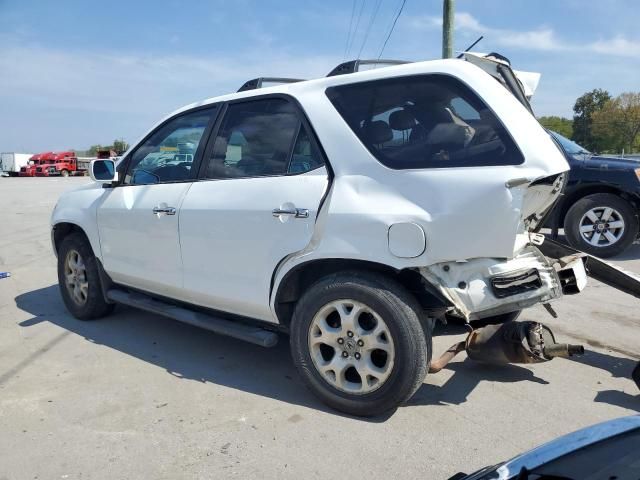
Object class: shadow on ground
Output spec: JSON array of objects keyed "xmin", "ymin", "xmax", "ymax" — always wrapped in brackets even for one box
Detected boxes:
[
  {"xmin": 409, "ymin": 360, "xmax": 549, "ymax": 406},
  {"xmin": 15, "ymin": 285, "xmax": 396, "ymax": 422},
  {"xmin": 13, "ymin": 285, "xmax": 639, "ymax": 419},
  {"xmin": 568, "ymin": 350, "xmax": 640, "ymax": 412}
]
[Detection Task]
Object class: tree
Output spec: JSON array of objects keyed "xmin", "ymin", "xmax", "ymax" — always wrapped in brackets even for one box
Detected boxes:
[
  {"xmin": 538, "ymin": 116, "xmax": 573, "ymax": 138},
  {"xmin": 572, "ymin": 88, "xmax": 611, "ymax": 152},
  {"xmin": 592, "ymin": 92, "xmax": 640, "ymax": 153},
  {"xmin": 87, "ymin": 144, "xmax": 103, "ymax": 156},
  {"xmin": 112, "ymin": 138, "xmax": 129, "ymax": 155}
]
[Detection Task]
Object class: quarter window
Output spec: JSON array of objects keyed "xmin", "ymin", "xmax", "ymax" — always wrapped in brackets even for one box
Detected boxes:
[
  {"xmin": 124, "ymin": 107, "xmax": 217, "ymax": 185},
  {"xmin": 203, "ymin": 98, "xmax": 322, "ymax": 179},
  {"xmin": 326, "ymin": 74, "xmax": 523, "ymax": 169}
]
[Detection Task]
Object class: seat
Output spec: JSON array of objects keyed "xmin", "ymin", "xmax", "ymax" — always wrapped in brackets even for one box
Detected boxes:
[
  {"xmin": 389, "ymin": 109, "xmax": 417, "ymax": 143},
  {"xmin": 362, "ymin": 120, "xmax": 393, "ymax": 147}
]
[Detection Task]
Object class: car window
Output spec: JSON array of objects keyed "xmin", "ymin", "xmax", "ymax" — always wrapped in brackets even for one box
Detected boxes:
[
  {"xmin": 288, "ymin": 125, "xmax": 324, "ymax": 174},
  {"xmin": 326, "ymin": 74, "xmax": 524, "ymax": 169},
  {"xmin": 550, "ymin": 131, "xmax": 590, "ymax": 155},
  {"xmin": 203, "ymin": 98, "xmax": 320, "ymax": 179},
  {"xmin": 124, "ymin": 107, "xmax": 216, "ymax": 185}
]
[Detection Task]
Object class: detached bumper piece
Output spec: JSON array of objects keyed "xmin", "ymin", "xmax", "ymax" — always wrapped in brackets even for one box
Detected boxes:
[{"xmin": 429, "ymin": 320, "xmax": 583, "ymax": 373}]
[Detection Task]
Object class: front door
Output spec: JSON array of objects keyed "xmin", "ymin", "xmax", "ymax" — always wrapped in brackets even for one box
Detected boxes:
[
  {"xmin": 180, "ymin": 97, "xmax": 329, "ymax": 321},
  {"xmin": 97, "ymin": 106, "xmax": 218, "ymax": 298}
]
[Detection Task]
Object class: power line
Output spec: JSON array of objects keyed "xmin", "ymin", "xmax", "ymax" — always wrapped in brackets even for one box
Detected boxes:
[
  {"xmin": 357, "ymin": 0, "xmax": 384, "ymax": 59},
  {"xmin": 346, "ymin": 0, "xmax": 367, "ymax": 59},
  {"xmin": 377, "ymin": 0, "xmax": 407, "ymax": 59},
  {"xmin": 343, "ymin": 0, "xmax": 357, "ymax": 60}
]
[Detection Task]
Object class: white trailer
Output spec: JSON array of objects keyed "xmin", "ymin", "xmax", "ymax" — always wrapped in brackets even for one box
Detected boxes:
[{"xmin": 1, "ymin": 152, "xmax": 33, "ymax": 176}]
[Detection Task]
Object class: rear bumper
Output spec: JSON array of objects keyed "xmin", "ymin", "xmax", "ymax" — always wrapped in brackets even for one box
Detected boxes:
[{"xmin": 420, "ymin": 242, "xmax": 587, "ymax": 320}]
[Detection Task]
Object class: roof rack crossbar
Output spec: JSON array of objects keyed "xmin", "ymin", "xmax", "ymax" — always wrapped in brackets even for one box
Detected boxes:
[
  {"xmin": 326, "ymin": 59, "xmax": 410, "ymax": 77},
  {"xmin": 237, "ymin": 77, "xmax": 306, "ymax": 92}
]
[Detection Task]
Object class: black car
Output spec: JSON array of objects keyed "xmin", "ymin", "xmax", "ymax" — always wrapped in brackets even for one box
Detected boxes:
[
  {"xmin": 548, "ymin": 131, "xmax": 640, "ymax": 257},
  {"xmin": 449, "ymin": 415, "xmax": 640, "ymax": 480}
]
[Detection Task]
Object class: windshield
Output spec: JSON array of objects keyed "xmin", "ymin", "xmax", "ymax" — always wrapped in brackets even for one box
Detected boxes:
[{"xmin": 550, "ymin": 131, "xmax": 590, "ymax": 155}]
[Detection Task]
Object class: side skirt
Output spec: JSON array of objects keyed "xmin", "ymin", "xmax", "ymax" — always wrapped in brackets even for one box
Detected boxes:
[{"xmin": 106, "ymin": 288, "xmax": 279, "ymax": 348}]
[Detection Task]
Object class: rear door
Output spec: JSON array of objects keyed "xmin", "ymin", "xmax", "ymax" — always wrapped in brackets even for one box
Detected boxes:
[
  {"xmin": 180, "ymin": 97, "xmax": 329, "ymax": 321},
  {"xmin": 97, "ymin": 106, "xmax": 218, "ymax": 298}
]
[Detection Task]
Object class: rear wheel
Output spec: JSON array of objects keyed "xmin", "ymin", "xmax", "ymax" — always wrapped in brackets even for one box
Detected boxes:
[
  {"xmin": 564, "ymin": 193, "xmax": 638, "ymax": 258},
  {"xmin": 57, "ymin": 233, "xmax": 114, "ymax": 320},
  {"xmin": 60, "ymin": 169, "xmax": 69, "ymax": 177},
  {"xmin": 290, "ymin": 271, "xmax": 430, "ymax": 417}
]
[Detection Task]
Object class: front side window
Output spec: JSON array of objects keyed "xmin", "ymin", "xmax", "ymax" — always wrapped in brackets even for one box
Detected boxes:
[
  {"xmin": 203, "ymin": 98, "xmax": 322, "ymax": 179},
  {"xmin": 327, "ymin": 74, "xmax": 524, "ymax": 169},
  {"xmin": 125, "ymin": 107, "xmax": 216, "ymax": 185}
]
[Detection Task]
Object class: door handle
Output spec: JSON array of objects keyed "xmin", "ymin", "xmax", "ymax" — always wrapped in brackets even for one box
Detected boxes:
[
  {"xmin": 153, "ymin": 206, "xmax": 176, "ymax": 215},
  {"xmin": 272, "ymin": 207, "xmax": 309, "ymax": 219}
]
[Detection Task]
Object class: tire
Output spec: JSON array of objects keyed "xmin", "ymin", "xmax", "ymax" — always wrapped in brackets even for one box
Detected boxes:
[
  {"xmin": 564, "ymin": 193, "xmax": 639, "ymax": 258},
  {"xmin": 290, "ymin": 271, "xmax": 430, "ymax": 417},
  {"xmin": 57, "ymin": 233, "xmax": 114, "ymax": 320},
  {"xmin": 60, "ymin": 169, "xmax": 69, "ymax": 177}
]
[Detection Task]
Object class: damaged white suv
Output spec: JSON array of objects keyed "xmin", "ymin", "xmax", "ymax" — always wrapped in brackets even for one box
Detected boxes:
[{"xmin": 51, "ymin": 54, "xmax": 588, "ymax": 416}]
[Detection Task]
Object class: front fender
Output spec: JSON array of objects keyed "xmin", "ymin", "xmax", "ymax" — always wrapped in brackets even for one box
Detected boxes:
[{"xmin": 51, "ymin": 182, "xmax": 107, "ymax": 260}]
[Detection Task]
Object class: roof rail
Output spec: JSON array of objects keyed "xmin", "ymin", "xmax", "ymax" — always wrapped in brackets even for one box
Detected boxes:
[
  {"xmin": 326, "ymin": 59, "xmax": 410, "ymax": 77},
  {"xmin": 237, "ymin": 77, "xmax": 305, "ymax": 92}
]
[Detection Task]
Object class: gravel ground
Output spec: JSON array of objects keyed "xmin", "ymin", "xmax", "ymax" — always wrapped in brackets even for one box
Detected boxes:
[{"xmin": 0, "ymin": 177, "xmax": 638, "ymax": 480}]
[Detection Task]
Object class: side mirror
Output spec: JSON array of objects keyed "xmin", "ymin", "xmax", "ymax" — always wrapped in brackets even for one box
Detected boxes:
[{"xmin": 90, "ymin": 159, "xmax": 117, "ymax": 183}]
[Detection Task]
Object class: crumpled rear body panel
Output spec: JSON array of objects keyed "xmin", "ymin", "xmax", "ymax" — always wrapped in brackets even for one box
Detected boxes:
[{"xmin": 419, "ymin": 244, "xmax": 563, "ymax": 320}]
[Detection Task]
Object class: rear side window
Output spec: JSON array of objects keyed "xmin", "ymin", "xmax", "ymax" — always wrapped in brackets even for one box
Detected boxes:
[{"xmin": 326, "ymin": 74, "xmax": 523, "ymax": 169}]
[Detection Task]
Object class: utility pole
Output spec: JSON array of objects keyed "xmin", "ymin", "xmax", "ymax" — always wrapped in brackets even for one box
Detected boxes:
[{"xmin": 442, "ymin": 0, "xmax": 455, "ymax": 58}]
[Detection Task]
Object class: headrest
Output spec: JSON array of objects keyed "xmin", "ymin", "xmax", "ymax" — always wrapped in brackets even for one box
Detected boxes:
[
  {"xmin": 212, "ymin": 137, "xmax": 228, "ymax": 158},
  {"xmin": 363, "ymin": 120, "xmax": 393, "ymax": 144},
  {"xmin": 389, "ymin": 109, "xmax": 416, "ymax": 131}
]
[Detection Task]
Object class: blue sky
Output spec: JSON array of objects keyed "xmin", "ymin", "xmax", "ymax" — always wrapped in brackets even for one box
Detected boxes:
[{"xmin": 1, "ymin": 0, "xmax": 639, "ymax": 152}]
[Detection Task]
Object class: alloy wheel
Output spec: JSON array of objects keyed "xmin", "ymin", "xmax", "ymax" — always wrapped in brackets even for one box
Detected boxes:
[
  {"xmin": 64, "ymin": 249, "xmax": 89, "ymax": 305},
  {"xmin": 308, "ymin": 299, "xmax": 395, "ymax": 394},
  {"xmin": 579, "ymin": 206, "xmax": 625, "ymax": 247}
]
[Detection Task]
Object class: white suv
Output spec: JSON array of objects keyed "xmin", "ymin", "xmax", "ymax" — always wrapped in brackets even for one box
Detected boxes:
[{"xmin": 51, "ymin": 55, "xmax": 586, "ymax": 416}]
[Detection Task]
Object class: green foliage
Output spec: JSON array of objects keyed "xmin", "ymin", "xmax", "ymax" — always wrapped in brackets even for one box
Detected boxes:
[
  {"xmin": 87, "ymin": 144, "xmax": 103, "ymax": 156},
  {"xmin": 592, "ymin": 93, "xmax": 640, "ymax": 154},
  {"xmin": 572, "ymin": 89, "xmax": 611, "ymax": 152},
  {"xmin": 538, "ymin": 116, "xmax": 573, "ymax": 138},
  {"xmin": 82, "ymin": 140, "xmax": 129, "ymax": 156},
  {"xmin": 112, "ymin": 138, "xmax": 129, "ymax": 154}
]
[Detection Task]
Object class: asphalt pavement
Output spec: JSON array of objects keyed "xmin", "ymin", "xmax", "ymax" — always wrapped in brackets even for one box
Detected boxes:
[{"xmin": 1, "ymin": 177, "xmax": 638, "ymax": 479}]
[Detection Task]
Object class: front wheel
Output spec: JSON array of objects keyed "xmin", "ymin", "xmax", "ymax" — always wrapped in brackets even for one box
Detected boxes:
[
  {"xmin": 60, "ymin": 169, "xmax": 69, "ymax": 177},
  {"xmin": 564, "ymin": 193, "xmax": 639, "ymax": 258},
  {"xmin": 57, "ymin": 233, "xmax": 114, "ymax": 320},
  {"xmin": 290, "ymin": 271, "xmax": 430, "ymax": 417}
]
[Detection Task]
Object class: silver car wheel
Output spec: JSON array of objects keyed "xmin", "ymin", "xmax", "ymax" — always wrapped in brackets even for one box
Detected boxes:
[
  {"xmin": 579, "ymin": 206, "xmax": 625, "ymax": 247},
  {"xmin": 308, "ymin": 299, "xmax": 395, "ymax": 394},
  {"xmin": 64, "ymin": 249, "xmax": 89, "ymax": 306}
]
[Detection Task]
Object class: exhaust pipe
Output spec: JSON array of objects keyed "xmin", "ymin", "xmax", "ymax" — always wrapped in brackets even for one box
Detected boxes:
[
  {"xmin": 543, "ymin": 343, "xmax": 585, "ymax": 359},
  {"xmin": 466, "ymin": 321, "xmax": 583, "ymax": 365},
  {"xmin": 429, "ymin": 321, "xmax": 583, "ymax": 373}
]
